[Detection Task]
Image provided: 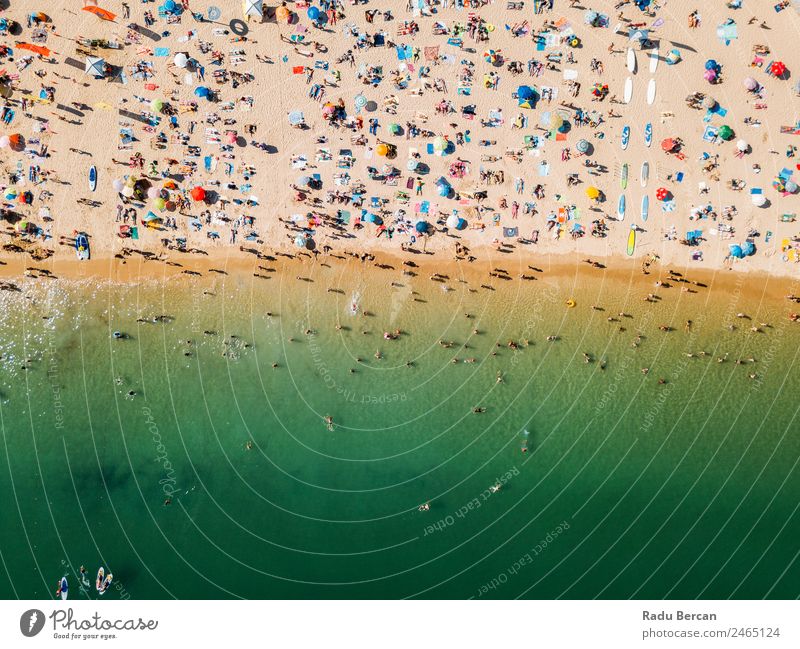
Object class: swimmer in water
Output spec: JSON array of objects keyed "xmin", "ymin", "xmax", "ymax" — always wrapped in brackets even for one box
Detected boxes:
[
  {"xmin": 324, "ymin": 415, "xmax": 334, "ymax": 431},
  {"xmin": 418, "ymin": 503, "xmax": 430, "ymax": 512}
]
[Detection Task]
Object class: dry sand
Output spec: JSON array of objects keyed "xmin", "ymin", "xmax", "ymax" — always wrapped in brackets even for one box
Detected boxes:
[{"xmin": 0, "ymin": 0, "xmax": 799, "ymax": 282}]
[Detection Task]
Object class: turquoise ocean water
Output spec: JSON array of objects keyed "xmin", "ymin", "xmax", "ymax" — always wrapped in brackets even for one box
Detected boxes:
[{"xmin": 0, "ymin": 261, "xmax": 798, "ymax": 599}]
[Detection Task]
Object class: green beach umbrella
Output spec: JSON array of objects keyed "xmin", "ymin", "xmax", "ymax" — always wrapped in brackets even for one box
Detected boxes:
[{"xmin": 718, "ymin": 125, "xmax": 734, "ymax": 140}]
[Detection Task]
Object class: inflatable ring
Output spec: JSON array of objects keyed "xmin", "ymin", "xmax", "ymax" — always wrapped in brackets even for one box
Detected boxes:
[
  {"xmin": 411, "ymin": 235, "xmax": 416, "ymax": 244},
  {"xmin": 565, "ymin": 298, "xmax": 576, "ymax": 308},
  {"xmin": 569, "ymin": 37, "xmax": 580, "ymax": 47}
]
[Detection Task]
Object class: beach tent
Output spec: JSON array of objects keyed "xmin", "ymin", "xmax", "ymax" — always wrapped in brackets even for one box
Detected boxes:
[
  {"xmin": 82, "ymin": 5, "xmax": 116, "ymax": 21},
  {"xmin": 85, "ymin": 56, "xmax": 106, "ymax": 79},
  {"xmin": 243, "ymin": 0, "xmax": 263, "ymax": 19}
]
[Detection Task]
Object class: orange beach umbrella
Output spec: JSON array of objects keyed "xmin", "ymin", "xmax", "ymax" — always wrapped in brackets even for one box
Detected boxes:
[
  {"xmin": 82, "ymin": 6, "xmax": 117, "ymax": 21},
  {"xmin": 16, "ymin": 43, "xmax": 51, "ymax": 57}
]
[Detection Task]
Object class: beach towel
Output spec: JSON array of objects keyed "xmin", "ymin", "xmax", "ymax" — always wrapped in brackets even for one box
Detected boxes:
[{"xmin": 154, "ymin": 47, "xmax": 170, "ymax": 56}]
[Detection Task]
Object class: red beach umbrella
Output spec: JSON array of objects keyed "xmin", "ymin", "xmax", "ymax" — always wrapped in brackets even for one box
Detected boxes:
[
  {"xmin": 769, "ymin": 61, "xmax": 786, "ymax": 78},
  {"xmin": 660, "ymin": 138, "xmax": 676, "ymax": 152},
  {"xmin": 190, "ymin": 186, "xmax": 206, "ymax": 201},
  {"xmin": 656, "ymin": 187, "xmax": 669, "ymax": 201}
]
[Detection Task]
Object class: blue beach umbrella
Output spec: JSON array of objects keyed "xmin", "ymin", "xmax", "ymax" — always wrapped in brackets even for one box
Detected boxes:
[
  {"xmin": 307, "ymin": 6, "xmax": 320, "ymax": 20},
  {"xmin": 729, "ymin": 244, "xmax": 744, "ymax": 258},
  {"xmin": 741, "ymin": 241, "xmax": 756, "ymax": 256},
  {"xmin": 194, "ymin": 86, "xmax": 210, "ymax": 98},
  {"xmin": 415, "ymin": 220, "xmax": 430, "ymax": 234},
  {"xmin": 165, "ymin": 0, "xmax": 176, "ymax": 11},
  {"xmin": 705, "ymin": 59, "xmax": 718, "ymax": 71}
]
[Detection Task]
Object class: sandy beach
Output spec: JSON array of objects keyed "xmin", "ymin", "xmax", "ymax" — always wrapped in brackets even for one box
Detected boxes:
[{"xmin": 0, "ymin": 0, "xmax": 797, "ymax": 284}]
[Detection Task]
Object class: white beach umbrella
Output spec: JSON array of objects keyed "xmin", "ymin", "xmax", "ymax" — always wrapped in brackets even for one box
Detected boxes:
[
  {"xmin": 736, "ymin": 139, "xmax": 748, "ymax": 152},
  {"xmin": 174, "ymin": 52, "xmax": 188, "ymax": 68},
  {"xmin": 84, "ymin": 56, "xmax": 106, "ymax": 78},
  {"xmin": 243, "ymin": 0, "xmax": 263, "ymax": 18}
]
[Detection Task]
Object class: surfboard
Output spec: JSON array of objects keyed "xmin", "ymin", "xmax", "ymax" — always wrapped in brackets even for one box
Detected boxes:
[
  {"xmin": 640, "ymin": 161, "xmax": 649, "ymax": 187},
  {"xmin": 621, "ymin": 125, "xmax": 630, "ymax": 150},
  {"xmin": 621, "ymin": 163, "xmax": 629, "ymax": 189},
  {"xmin": 641, "ymin": 195, "xmax": 649, "ymax": 222},
  {"xmin": 96, "ymin": 567, "xmax": 104, "ymax": 593},
  {"xmin": 617, "ymin": 194, "xmax": 626, "ymax": 221},
  {"xmin": 644, "ymin": 122, "xmax": 653, "ymax": 147},
  {"xmin": 88, "ymin": 166, "xmax": 97, "ymax": 192},
  {"xmin": 626, "ymin": 48, "xmax": 636, "ymax": 74},
  {"xmin": 649, "ymin": 46, "xmax": 659, "ymax": 74},
  {"xmin": 623, "ymin": 77, "xmax": 633, "ymax": 104},
  {"xmin": 627, "ymin": 225, "xmax": 636, "ymax": 255},
  {"xmin": 646, "ymin": 78, "xmax": 656, "ymax": 105}
]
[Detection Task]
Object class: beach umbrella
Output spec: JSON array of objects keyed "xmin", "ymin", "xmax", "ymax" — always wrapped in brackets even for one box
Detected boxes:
[
  {"xmin": 17, "ymin": 43, "xmax": 51, "ymax": 58},
  {"xmin": 446, "ymin": 213, "xmax": 460, "ymax": 229},
  {"xmin": 297, "ymin": 176, "xmax": 311, "ymax": 187},
  {"xmin": 437, "ymin": 183, "xmax": 450, "ymax": 197},
  {"xmin": 84, "ymin": 56, "xmax": 106, "ymax": 78},
  {"xmin": 376, "ymin": 143, "xmax": 389, "ymax": 157},
  {"xmin": 389, "ymin": 123, "xmax": 401, "ymax": 135},
  {"xmin": 736, "ymin": 139, "xmax": 748, "ymax": 152},
  {"xmin": 741, "ymin": 241, "xmax": 756, "ymax": 256},
  {"xmin": 225, "ymin": 131, "xmax": 237, "ymax": 144},
  {"xmin": 165, "ymin": 0, "xmax": 177, "ymax": 10},
  {"xmin": 294, "ymin": 235, "xmax": 307, "ymax": 248},
  {"xmin": 82, "ymin": 5, "xmax": 117, "ymax": 21},
  {"xmin": 576, "ymin": 139, "xmax": 590, "ymax": 154},
  {"xmin": 150, "ymin": 99, "xmax": 164, "ymax": 112},
  {"xmin": 4, "ymin": 188, "xmax": 17, "ymax": 200},
  {"xmin": 153, "ymin": 197, "xmax": 166, "ymax": 210},
  {"xmin": 585, "ymin": 186, "xmax": 600, "ymax": 200},
  {"xmin": 112, "ymin": 178, "xmax": 124, "ymax": 192},
  {"xmin": 14, "ymin": 220, "xmax": 28, "ymax": 232},
  {"xmin": 718, "ymin": 125, "xmax": 734, "ymax": 140},
  {"xmin": 743, "ymin": 76, "xmax": 758, "ymax": 91},
  {"xmin": 704, "ymin": 69, "xmax": 717, "ymax": 82},
  {"xmin": 174, "ymin": 53, "xmax": 188, "ymax": 68},
  {"xmin": 433, "ymin": 136, "xmax": 448, "ymax": 152},
  {"xmin": 287, "ymin": 110, "xmax": 304, "ymax": 126},
  {"xmin": 354, "ymin": 94, "xmax": 367, "ymax": 112},
  {"xmin": 190, "ymin": 186, "xmax": 206, "ymax": 201},
  {"xmin": 584, "ymin": 10, "xmax": 598, "ymax": 24},
  {"xmin": 276, "ymin": 6, "xmax": 291, "ymax": 23},
  {"xmin": 121, "ymin": 185, "xmax": 134, "ymax": 198},
  {"xmin": 702, "ymin": 95, "xmax": 717, "ymax": 109},
  {"xmin": 415, "ymin": 221, "xmax": 430, "ymax": 234},
  {"xmin": 243, "ymin": 0, "xmax": 263, "ymax": 19},
  {"xmin": 516, "ymin": 85, "xmax": 537, "ymax": 108},
  {"xmin": 785, "ymin": 180, "xmax": 798, "ymax": 194},
  {"xmin": 772, "ymin": 177, "xmax": 786, "ymax": 192},
  {"xmin": 406, "ymin": 158, "xmax": 418, "ymax": 172},
  {"xmin": 770, "ymin": 61, "xmax": 786, "ymax": 78},
  {"xmin": 661, "ymin": 138, "xmax": 676, "ymax": 152},
  {"xmin": 8, "ymin": 133, "xmax": 22, "ymax": 149},
  {"xmin": 0, "ymin": 135, "xmax": 9, "ymax": 149},
  {"xmin": 729, "ymin": 244, "xmax": 744, "ymax": 259},
  {"xmin": 194, "ymin": 86, "xmax": 210, "ymax": 98},
  {"xmin": 321, "ymin": 103, "xmax": 336, "ymax": 118},
  {"xmin": 146, "ymin": 187, "xmax": 159, "ymax": 199},
  {"xmin": 705, "ymin": 59, "xmax": 718, "ymax": 71},
  {"xmin": 307, "ymin": 6, "xmax": 320, "ymax": 20},
  {"xmin": 751, "ymin": 193, "xmax": 767, "ymax": 207},
  {"xmin": 655, "ymin": 187, "xmax": 669, "ymax": 201}
]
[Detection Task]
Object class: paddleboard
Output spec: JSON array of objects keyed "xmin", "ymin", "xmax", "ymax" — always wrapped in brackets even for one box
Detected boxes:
[
  {"xmin": 621, "ymin": 125, "xmax": 630, "ymax": 150},
  {"xmin": 640, "ymin": 161, "xmax": 649, "ymax": 187},
  {"xmin": 88, "ymin": 166, "xmax": 97, "ymax": 192},
  {"xmin": 627, "ymin": 225, "xmax": 636, "ymax": 255},
  {"xmin": 59, "ymin": 577, "xmax": 68, "ymax": 600},
  {"xmin": 644, "ymin": 122, "xmax": 652, "ymax": 147},
  {"xmin": 623, "ymin": 77, "xmax": 633, "ymax": 104},
  {"xmin": 617, "ymin": 194, "xmax": 626, "ymax": 221},
  {"xmin": 649, "ymin": 46, "xmax": 659, "ymax": 74},
  {"xmin": 621, "ymin": 163, "xmax": 629, "ymax": 189},
  {"xmin": 96, "ymin": 567, "xmax": 104, "ymax": 593},
  {"xmin": 626, "ymin": 48, "xmax": 636, "ymax": 74},
  {"xmin": 646, "ymin": 78, "xmax": 656, "ymax": 105},
  {"xmin": 641, "ymin": 195, "xmax": 649, "ymax": 222}
]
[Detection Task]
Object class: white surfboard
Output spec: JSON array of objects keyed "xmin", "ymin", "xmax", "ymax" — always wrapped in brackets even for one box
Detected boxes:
[
  {"xmin": 646, "ymin": 78, "xmax": 656, "ymax": 105},
  {"xmin": 649, "ymin": 46, "xmax": 659, "ymax": 74},
  {"xmin": 640, "ymin": 162, "xmax": 649, "ymax": 187},
  {"xmin": 623, "ymin": 77, "xmax": 633, "ymax": 104},
  {"xmin": 626, "ymin": 48, "xmax": 636, "ymax": 74}
]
